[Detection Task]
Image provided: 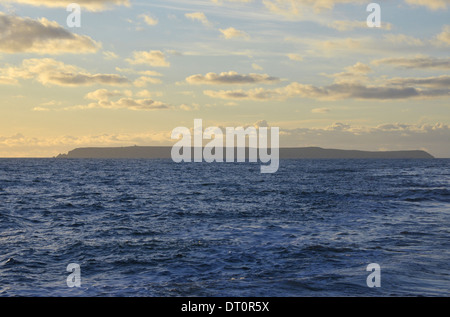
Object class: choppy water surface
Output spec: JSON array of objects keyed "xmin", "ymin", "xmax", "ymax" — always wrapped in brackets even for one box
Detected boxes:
[{"xmin": 0, "ymin": 159, "xmax": 449, "ymax": 296}]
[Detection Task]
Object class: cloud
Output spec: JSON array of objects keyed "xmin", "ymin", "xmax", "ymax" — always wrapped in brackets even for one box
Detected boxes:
[
  {"xmin": 205, "ymin": 63, "xmax": 450, "ymax": 102},
  {"xmin": 135, "ymin": 89, "xmax": 154, "ymax": 98},
  {"xmin": 57, "ymin": 88, "xmax": 170, "ymax": 111},
  {"xmin": 32, "ymin": 107, "xmax": 51, "ymax": 112},
  {"xmin": 39, "ymin": 100, "xmax": 63, "ymax": 107},
  {"xmin": 287, "ymin": 53, "xmax": 303, "ymax": 61},
  {"xmin": 179, "ymin": 103, "xmax": 200, "ymax": 111},
  {"xmin": 85, "ymin": 89, "xmax": 128, "ymax": 101},
  {"xmin": 0, "ymin": 58, "xmax": 130, "ymax": 87},
  {"xmin": 324, "ymin": 62, "xmax": 372, "ymax": 84},
  {"xmin": 3, "ymin": 122, "xmax": 450, "ymax": 158},
  {"xmin": 383, "ymin": 34, "xmax": 425, "ymax": 46},
  {"xmin": 329, "ymin": 20, "xmax": 392, "ymax": 31},
  {"xmin": 434, "ymin": 25, "xmax": 450, "ymax": 46},
  {"xmin": 204, "ymin": 87, "xmax": 281, "ymax": 100},
  {"xmin": 0, "ymin": 76, "xmax": 18, "ymax": 85},
  {"xmin": 262, "ymin": 0, "xmax": 365, "ymax": 17},
  {"xmin": 387, "ymin": 75, "xmax": 450, "ymax": 89},
  {"xmin": 284, "ymin": 36, "xmax": 366, "ymax": 56},
  {"xmin": 343, "ymin": 62, "xmax": 372, "ymax": 74},
  {"xmin": 404, "ymin": 0, "xmax": 450, "ymax": 10},
  {"xmin": 103, "ymin": 51, "xmax": 119, "ymax": 60},
  {"xmin": 279, "ymin": 122, "xmax": 450, "ymax": 157},
  {"xmin": 203, "ymin": 74, "xmax": 449, "ymax": 101},
  {"xmin": 259, "ymin": 0, "xmax": 447, "ymax": 17},
  {"xmin": 305, "ymin": 83, "xmax": 422, "ymax": 100},
  {"xmin": 311, "ymin": 108, "xmax": 331, "ymax": 113},
  {"xmin": 115, "ymin": 67, "xmax": 164, "ymax": 77},
  {"xmin": 186, "ymin": 71, "xmax": 280, "ymax": 85},
  {"xmin": 372, "ymin": 56, "xmax": 450, "ymax": 69},
  {"xmin": 3, "ymin": 0, "xmax": 130, "ymax": 11},
  {"xmin": 0, "ymin": 131, "xmax": 172, "ymax": 157},
  {"xmin": 126, "ymin": 50, "xmax": 170, "ymax": 67},
  {"xmin": 133, "ymin": 76, "xmax": 163, "ymax": 87},
  {"xmin": 115, "ymin": 67, "xmax": 164, "ymax": 86},
  {"xmin": 252, "ymin": 63, "xmax": 264, "ymax": 70},
  {"xmin": 219, "ymin": 27, "xmax": 250, "ymax": 39},
  {"xmin": 286, "ymin": 80, "xmax": 448, "ymax": 100},
  {"xmin": 0, "ymin": 13, "xmax": 100, "ymax": 54},
  {"xmin": 90, "ymin": 98, "xmax": 170, "ymax": 111},
  {"xmin": 211, "ymin": 0, "xmax": 253, "ymax": 4},
  {"xmin": 185, "ymin": 12, "xmax": 211, "ymax": 26},
  {"xmin": 68, "ymin": 99, "xmax": 170, "ymax": 111},
  {"xmin": 285, "ymin": 32, "xmax": 439, "ymax": 58},
  {"xmin": 140, "ymin": 13, "xmax": 159, "ymax": 26}
]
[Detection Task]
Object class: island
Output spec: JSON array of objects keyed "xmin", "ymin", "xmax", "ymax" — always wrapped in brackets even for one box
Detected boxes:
[{"xmin": 56, "ymin": 146, "xmax": 434, "ymax": 159}]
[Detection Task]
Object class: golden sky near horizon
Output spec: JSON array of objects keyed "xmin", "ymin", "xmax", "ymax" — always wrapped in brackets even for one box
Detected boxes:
[{"xmin": 0, "ymin": 0, "xmax": 449, "ymax": 157}]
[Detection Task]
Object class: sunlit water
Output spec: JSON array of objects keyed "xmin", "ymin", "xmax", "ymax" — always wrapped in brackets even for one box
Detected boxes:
[{"xmin": 0, "ymin": 159, "xmax": 449, "ymax": 296}]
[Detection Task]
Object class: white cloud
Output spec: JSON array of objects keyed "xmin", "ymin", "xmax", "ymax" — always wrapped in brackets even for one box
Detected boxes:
[
  {"xmin": 126, "ymin": 50, "xmax": 170, "ymax": 67},
  {"xmin": 140, "ymin": 13, "xmax": 159, "ymax": 26},
  {"xmin": 323, "ymin": 62, "xmax": 372, "ymax": 84},
  {"xmin": 260, "ymin": 0, "xmax": 447, "ymax": 17},
  {"xmin": 133, "ymin": 76, "xmax": 163, "ymax": 87},
  {"xmin": 0, "ymin": 13, "xmax": 100, "ymax": 54},
  {"xmin": 383, "ymin": 34, "xmax": 425, "ymax": 47},
  {"xmin": 103, "ymin": 51, "xmax": 119, "ymax": 60},
  {"xmin": 185, "ymin": 12, "xmax": 211, "ymax": 26},
  {"xmin": 3, "ymin": 0, "xmax": 130, "ymax": 11},
  {"xmin": 219, "ymin": 27, "xmax": 250, "ymax": 39},
  {"xmin": 53, "ymin": 88, "xmax": 171, "ymax": 111},
  {"xmin": 372, "ymin": 56, "xmax": 450, "ymax": 69},
  {"xmin": 262, "ymin": 0, "xmax": 365, "ymax": 18},
  {"xmin": 85, "ymin": 89, "xmax": 127, "ymax": 101},
  {"xmin": 287, "ymin": 53, "xmax": 303, "ymax": 61},
  {"xmin": 329, "ymin": 20, "xmax": 392, "ymax": 31},
  {"xmin": 32, "ymin": 107, "xmax": 50, "ymax": 112},
  {"xmin": 179, "ymin": 103, "xmax": 200, "ymax": 111},
  {"xmin": 136, "ymin": 90, "xmax": 155, "ymax": 98},
  {"xmin": 0, "ymin": 76, "xmax": 18, "ymax": 85},
  {"xmin": 434, "ymin": 25, "xmax": 450, "ymax": 46},
  {"xmin": 203, "ymin": 73, "xmax": 449, "ymax": 101},
  {"xmin": 67, "ymin": 98, "xmax": 170, "ymax": 111},
  {"xmin": 252, "ymin": 63, "xmax": 264, "ymax": 70},
  {"xmin": 186, "ymin": 71, "xmax": 279, "ymax": 85},
  {"xmin": 0, "ymin": 58, "xmax": 130, "ymax": 87},
  {"xmin": 311, "ymin": 108, "xmax": 331, "ymax": 113},
  {"xmin": 285, "ymin": 32, "xmax": 442, "ymax": 58},
  {"xmin": 387, "ymin": 75, "xmax": 450, "ymax": 89},
  {"xmin": 405, "ymin": 0, "xmax": 450, "ymax": 10},
  {"xmin": 115, "ymin": 67, "xmax": 164, "ymax": 77},
  {"xmin": 204, "ymin": 87, "xmax": 282, "ymax": 100}
]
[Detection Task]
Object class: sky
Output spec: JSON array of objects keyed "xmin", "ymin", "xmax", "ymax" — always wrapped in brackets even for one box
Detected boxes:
[{"xmin": 0, "ymin": 0, "xmax": 449, "ymax": 158}]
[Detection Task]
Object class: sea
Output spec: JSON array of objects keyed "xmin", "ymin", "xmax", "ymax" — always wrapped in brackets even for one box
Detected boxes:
[{"xmin": 0, "ymin": 159, "xmax": 449, "ymax": 297}]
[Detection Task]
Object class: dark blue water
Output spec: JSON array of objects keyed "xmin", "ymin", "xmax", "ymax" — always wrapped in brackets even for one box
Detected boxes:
[{"xmin": 0, "ymin": 159, "xmax": 449, "ymax": 297}]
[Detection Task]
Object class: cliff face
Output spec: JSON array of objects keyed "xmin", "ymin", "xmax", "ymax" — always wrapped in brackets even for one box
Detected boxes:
[{"xmin": 56, "ymin": 146, "xmax": 435, "ymax": 159}]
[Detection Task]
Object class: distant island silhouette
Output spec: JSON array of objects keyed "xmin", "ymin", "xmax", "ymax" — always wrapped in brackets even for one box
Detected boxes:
[{"xmin": 56, "ymin": 146, "xmax": 434, "ymax": 159}]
